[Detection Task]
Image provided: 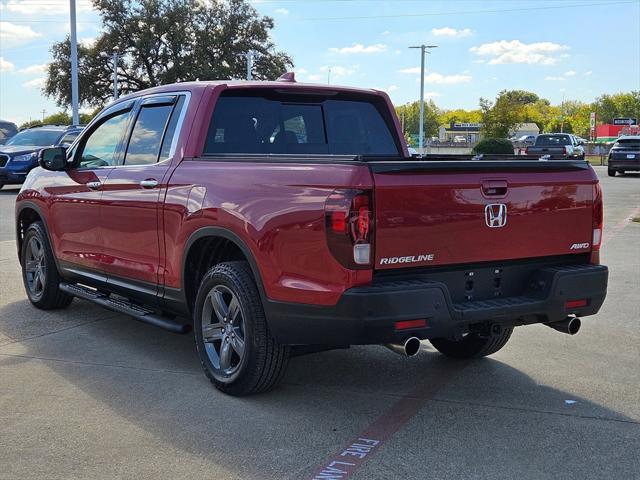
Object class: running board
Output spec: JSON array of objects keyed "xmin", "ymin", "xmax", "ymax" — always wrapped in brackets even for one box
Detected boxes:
[{"xmin": 59, "ymin": 282, "xmax": 191, "ymax": 334}]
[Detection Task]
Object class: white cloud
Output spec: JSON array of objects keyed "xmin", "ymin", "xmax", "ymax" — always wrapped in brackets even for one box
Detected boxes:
[
  {"xmin": 274, "ymin": 8, "xmax": 289, "ymax": 15},
  {"xmin": 472, "ymin": 59, "xmax": 485, "ymax": 64},
  {"xmin": 584, "ymin": 70, "xmax": 593, "ymax": 76},
  {"xmin": 425, "ymin": 91, "xmax": 441, "ymax": 98},
  {"xmin": 295, "ymin": 67, "xmax": 308, "ymax": 75},
  {"xmin": 320, "ymin": 65, "xmax": 357, "ymax": 77},
  {"xmin": 400, "ymin": 67, "xmax": 472, "ymax": 84},
  {"xmin": 386, "ymin": 85, "xmax": 398, "ymax": 92},
  {"xmin": 564, "ymin": 70, "xmax": 576, "ymax": 76},
  {"xmin": 2, "ymin": 0, "xmax": 93, "ymax": 15},
  {"xmin": 0, "ymin": 21, "xmax": 42, "ymax": 48},
  {"xmin": 545, "ymin": 76, "xmax": 566, "ymax": 81},
  {"xmin": 329, "ymin": 43, "xmax": 388, "ymax": 54},
  {"xmin": 19, "ymin": 63, "xmax": 47, "ymax": 75},
  {"xmin": 431, "ymin": 27, "xmax": 472, "ymax": 38},
  {"xmin": 424, "ymin": 72, "xmax": 472, "ymax": 84},
  {"xmin": 382, "ymin": 30, "xmax": 390, "ymax": 36},
  {"xmin": 469, "ymin": 40, "xmax": 569, "ymax": 65},
  {"xmin": 0, "ymin": 56, "xmax": 15, "ymax": 72},
  {"xmin": 23, "ymin": 77, "xmax": 45, "ymax": 89},
  {"xmin": 398, "ymin": 67, "xmax": 421, "ymax": 74},
  {"xmin": 79, "ymin": 37, "xmax": 96, "ymax": 47},
  {"xmin": 305, "ymin": 74, "xmax": 323, "ymax": 82}
]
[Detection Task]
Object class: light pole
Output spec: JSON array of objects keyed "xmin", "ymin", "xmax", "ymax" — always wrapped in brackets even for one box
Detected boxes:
[
  {"xmin": 112, "ymin": 48, "xmax": 119, "ymax": 100},
  {"xmin": 69, "ymin": 0, "xmax": 79, "ymax": 125},
  {"xmin": 409, "ymin": 44, "xmax": 437, "ymax": 151},
  {"xmin": 239, "ymin": 50, "xmax": 258, "ymax": 80}
]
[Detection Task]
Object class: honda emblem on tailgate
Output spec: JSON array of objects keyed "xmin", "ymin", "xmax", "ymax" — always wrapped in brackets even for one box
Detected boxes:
[{"xmin": 485, "ymin": 204, "xmax": 507, "ymax": 228}]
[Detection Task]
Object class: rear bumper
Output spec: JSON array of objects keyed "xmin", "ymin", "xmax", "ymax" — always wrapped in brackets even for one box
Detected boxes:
[
  {"xmin": 265, "ymin": 263, "xmax": 608, "ymax": 345},
  {"xmin": 0, "ymin": 168, "xmax": 28, "ymax": 184},
  {"xmin": 609, "ymin": 158, "xmax": 640, "ymax": 171}
]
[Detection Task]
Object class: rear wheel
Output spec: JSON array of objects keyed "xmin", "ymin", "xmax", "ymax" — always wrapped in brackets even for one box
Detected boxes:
[
  {"xmin": 430, "ymin": 327, "xmax": 513, "ymax": 359},
  {"xmin": 194, "ymin": 261, "xmax": 289, "ymax": 396},
  {"xmin": 0, "ymin": 183, "xmax": 4, "ymax": 190},
  {"xmin": 20, "ymin": 222, "xmax": 73, "ymax": 309},
  {"xmin": 608, "ymin": 168, "xmax": 616, "ymax": 177}
]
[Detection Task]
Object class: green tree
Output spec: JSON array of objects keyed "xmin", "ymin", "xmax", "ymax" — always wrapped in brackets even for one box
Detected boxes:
[
  {"xmin": 395, "ymin": 100, "xmax": 441, "ymax": 141},
  {"xmin": 45, "ymin": 0, "xmax": 293, "ymax": 108},
  {"xmin": 480, "ymin": 90, "xmax": 539, "ymax": 138}
]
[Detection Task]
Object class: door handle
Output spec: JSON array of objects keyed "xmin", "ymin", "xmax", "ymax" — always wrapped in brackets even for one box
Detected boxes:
[
  {"xmin": 86, "ymin": 181, "xmax": 102, "ymax": 190},
  {"xmin": 140, "ymin": 179, "xmax": 158, "ymax": 189},
  {"xmin": 482, "ymin": 180, "xmax": 508, "ymax": 196}
]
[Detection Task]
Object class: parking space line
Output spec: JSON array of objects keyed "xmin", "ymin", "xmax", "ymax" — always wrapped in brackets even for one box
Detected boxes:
[{"xmin": 308, "ymin": 361, "xmax": 466, "ymax": 479}]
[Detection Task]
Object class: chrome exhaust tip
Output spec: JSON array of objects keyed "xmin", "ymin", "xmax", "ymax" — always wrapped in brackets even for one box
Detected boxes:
[
  {"xmin": 546, "ymin": 317, "xmax": 581, "ymax": 335},
  {"xmin": 385, "ymin": 337, "xmax": 421, "ymax": 357}
]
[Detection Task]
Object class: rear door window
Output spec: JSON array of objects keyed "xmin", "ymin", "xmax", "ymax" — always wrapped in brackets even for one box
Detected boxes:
[
  {"xmin": 124, "ymin": 104, "xmax": 173, "ymax": 166},
  {"xmin": 205, "ymin": 92, "xmax": 399, "ymax": 156}
]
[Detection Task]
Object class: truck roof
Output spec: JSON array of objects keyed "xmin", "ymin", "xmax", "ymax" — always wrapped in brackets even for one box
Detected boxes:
[{"xmin": 114, "ymin": 77, "xmax": 384, "ymax": 102}]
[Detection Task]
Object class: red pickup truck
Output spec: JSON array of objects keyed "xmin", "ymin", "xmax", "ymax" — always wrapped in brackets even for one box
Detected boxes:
[{"xmin": 16, "ymin": 76, "xmax": 608, "ymax": 395}]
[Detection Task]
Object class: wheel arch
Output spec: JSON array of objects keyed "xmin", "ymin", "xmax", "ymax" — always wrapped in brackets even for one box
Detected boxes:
[
  {"xmin": 179, "ymin": 227, "xmax": 268, "ymax": 316},
  {"xmin": 16, "ymin": 202, "xmax": 51, "ymax": 266}
]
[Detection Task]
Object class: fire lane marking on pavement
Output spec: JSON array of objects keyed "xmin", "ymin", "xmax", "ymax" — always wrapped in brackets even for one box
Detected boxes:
[
  {"xmin": 602, "ymin": 205, "xmax": 640, "ymax": 246},
  {"xmin": 309, "ymin": 361, "xmax": 466, "ymax": 480}
]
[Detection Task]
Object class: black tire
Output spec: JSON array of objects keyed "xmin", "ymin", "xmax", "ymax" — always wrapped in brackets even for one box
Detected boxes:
[
  {"xmin": 194, "ymin": 261, "xmax": 289, "ymax": 396},
  {"xmin": 608, "ymin": 168, "xmax": 616, "ymax": 177},
  {"xmin": 20, "ymin": 222, "xmax": 73, "ymax": 309},
  {"xmin": 430, "ymin": 327, "xmax": 513, "ymax": 359},
  {"xmin": 0, "ymin": 183, "xmax": 4, "ymax": 190}
]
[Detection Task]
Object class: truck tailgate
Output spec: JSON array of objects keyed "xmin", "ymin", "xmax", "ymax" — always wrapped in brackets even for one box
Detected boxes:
[{"xmin": 371, "ymin": 161, "xmax": 596, "ymax": 270}]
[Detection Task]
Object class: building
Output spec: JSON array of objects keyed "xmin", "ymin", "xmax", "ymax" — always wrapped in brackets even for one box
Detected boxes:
[
  {"xmin": 438, "ymin": 122, "xmax": 482, "ymax": 143},
  {"xmin": 510, "ymin": 122, "xmax": 540, "ymax": 137},
  {"xmin": 595, "ymin": 118, "xmax": 639, "ymax": 142}
]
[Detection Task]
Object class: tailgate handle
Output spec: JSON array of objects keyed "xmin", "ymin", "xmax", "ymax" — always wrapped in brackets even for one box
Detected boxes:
[{"xmin": 482, "ymin": 180, "xmax": 508, "ymax": 196}]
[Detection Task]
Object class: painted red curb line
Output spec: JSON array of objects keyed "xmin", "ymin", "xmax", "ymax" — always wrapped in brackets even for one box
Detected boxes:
[{"xmin": 309, "ymin": 362, "xmax": 465, "ymax": 479}]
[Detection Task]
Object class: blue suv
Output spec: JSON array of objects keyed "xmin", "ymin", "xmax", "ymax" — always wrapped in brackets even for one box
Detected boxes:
[{"xmin": 0, "ymin": 124, "xmax": 84, "ymax": 190}]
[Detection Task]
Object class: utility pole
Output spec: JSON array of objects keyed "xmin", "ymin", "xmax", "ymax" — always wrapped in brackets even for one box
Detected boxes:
[
  {"xmin": 409, "ymin": 44, "xmax": 437, "ymax": 152},
  {"xmin": 239, "ymin": 50, "xmax": 258, "ymax": 80},
  {"xmin": 41, "ymin": 109, "xmax": 46, "ymax": 122},
  {"xmin": 327, "ymin": 67, "xmax": 331, "ymax": 85},
  {"xmin": 112, "ymin": 48, "xmax": 119, "ymax": 100},
  {"xmin": 69, "ymin": 0, "xmax": 79, "ymax": 125}
]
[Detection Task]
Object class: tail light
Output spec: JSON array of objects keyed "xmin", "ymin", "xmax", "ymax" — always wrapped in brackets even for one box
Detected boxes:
[
  {"xmin": 325, "ymin": 189, "xmax": 373, "ymax": 269},
  {"xmin": 563, "ymin": 146, "xmax": 568, "ymax": 155},
  {"xmin": 591, "ymin": 182, "xmax": 603, "ymax": 264}
]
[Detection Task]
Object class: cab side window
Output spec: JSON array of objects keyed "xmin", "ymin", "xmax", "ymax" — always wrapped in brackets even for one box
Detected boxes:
[{"xmin": 78, "ymin": 110, "xmax": 131, "ymax": 168}]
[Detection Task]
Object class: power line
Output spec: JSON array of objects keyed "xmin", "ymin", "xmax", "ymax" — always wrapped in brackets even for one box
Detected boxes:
[{"xmin": 296, "ymin": 0, "xmax": 637, "ymax": 21}]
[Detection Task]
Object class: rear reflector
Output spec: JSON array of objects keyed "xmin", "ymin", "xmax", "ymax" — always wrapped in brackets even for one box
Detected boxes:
[
  {"xmin": 395, "ymin": 319, "xmax": 427, "ymax": 330},
  {"xmin": 565, "ymin": 299, "xmax": 588, "ymax": 309}
]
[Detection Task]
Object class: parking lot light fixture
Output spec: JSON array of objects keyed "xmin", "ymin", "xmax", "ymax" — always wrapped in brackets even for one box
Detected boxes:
[{"xmin": 409, "ymin": 44, "xmax": 437, "ymax": 152}]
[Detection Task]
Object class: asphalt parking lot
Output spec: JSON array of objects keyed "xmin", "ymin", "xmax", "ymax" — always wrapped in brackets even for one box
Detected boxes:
[{"xmin": 0, "ymin": 167, "xmax": 638, "ymax": 480}]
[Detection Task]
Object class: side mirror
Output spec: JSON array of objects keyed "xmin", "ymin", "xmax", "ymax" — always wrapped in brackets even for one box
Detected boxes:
[{"xmin": 39, "ymin": 147, "xmax": 68, "ymax": 171}]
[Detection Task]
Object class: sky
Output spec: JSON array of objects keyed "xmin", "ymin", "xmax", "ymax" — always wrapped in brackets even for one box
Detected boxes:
[{"xmin": 1, "ymin": 0, "xmax": 639, "ymax": 125}]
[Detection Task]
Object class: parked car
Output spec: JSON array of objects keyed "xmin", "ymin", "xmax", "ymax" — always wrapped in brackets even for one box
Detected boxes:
[
  {"xmin": 516, "ymin": 134, "xmax": 537, "ymax": 147},
  {"xmin": 526, "ymin": 133, "xmax": 585, "ymax": 159},
  {"xmin": 0, "ymin": 120, "xmax": 18, "ymax": 144},
  {"xmin": 608, "ymin": 135, "xmax": 640, "ymax": 176},
  {"xmin": 16, "ymin": 77, "xmax": 608, "ymax": 396},
  {"xmin": 0, "ymin": 124, "xmax": 84, "ymax": 189},
  {"xmin": 452, "ymin": 135, "xmax": 467, "ymax": 143}
]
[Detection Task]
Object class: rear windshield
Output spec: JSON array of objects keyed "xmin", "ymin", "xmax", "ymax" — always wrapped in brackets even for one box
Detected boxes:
[
  {"xmin": 613, "ymin": 138, "xmax": 640, "ymax": 149},
  {"xmin": 204, "ymin": 91, "xmax": 400, "ymax": 156},
  {"xmin": 6, "ymin": 129, "xmax": 62, "ymax": 147},
  {"xmin": 535, "ymin": 135, "xmax": 572, "ymax": 146}
]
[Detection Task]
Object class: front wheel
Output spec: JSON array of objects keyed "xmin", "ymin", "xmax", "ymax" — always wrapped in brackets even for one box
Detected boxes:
[
  {"xmin": 608, "ymin": 168, "xmax": 616, "ymax": 177},
  {"xmin": 194, "ymin": 261, "xmax": 289, "ymax": 396},
  {"xmin": 21, "ymin": 222, "xmax": 73, "ymax": 309},
  {"xmin": 430, "ymin": 327, "xmax": 513, "ymax": 359}
]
